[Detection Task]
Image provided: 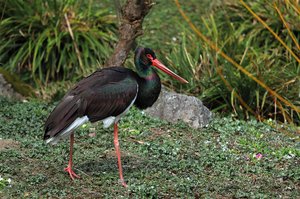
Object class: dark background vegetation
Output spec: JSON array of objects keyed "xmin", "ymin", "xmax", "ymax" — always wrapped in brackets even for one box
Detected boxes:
[{"xmin": 0, "ymin": 0, "xmax": 299, "ymax": 198}]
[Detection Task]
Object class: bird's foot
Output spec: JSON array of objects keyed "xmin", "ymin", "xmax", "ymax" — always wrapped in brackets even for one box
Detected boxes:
[
  {"xmin": 119, "ymin": 179, "xmax": 128, "ymax": 188},
  {"xmin": 64, "ymin": 166, "xmax": 80, "ymax": 180}
]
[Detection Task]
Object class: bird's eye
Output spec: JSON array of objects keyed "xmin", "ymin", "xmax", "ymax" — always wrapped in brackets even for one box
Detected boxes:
[{"xmin": 146, "ymin": 54, "xmax": 153, "ymax": 60}]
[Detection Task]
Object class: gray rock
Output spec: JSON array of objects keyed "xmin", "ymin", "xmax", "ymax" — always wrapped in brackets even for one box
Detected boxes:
[
  {"xmin": 145, "ymin": 88, "xmax": 212, "ymax": 129},
  {"xmin": 0, "ymin": 74, "xmax": 23, "ymax": 99}
]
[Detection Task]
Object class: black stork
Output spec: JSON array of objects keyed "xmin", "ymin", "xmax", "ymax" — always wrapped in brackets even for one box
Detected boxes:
[{"xmin": 44, "ymin": 47, "xmax": 188, "ymax": 187}]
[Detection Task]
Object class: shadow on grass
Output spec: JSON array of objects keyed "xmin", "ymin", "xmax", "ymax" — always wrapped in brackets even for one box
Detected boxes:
[{"xmin": 79, "ymin": 156, "xmax": 144, "ymax": 174}]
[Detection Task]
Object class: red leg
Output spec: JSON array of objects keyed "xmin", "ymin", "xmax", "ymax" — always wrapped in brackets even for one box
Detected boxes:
[
  {"xmin": 64, "ymin": 133, "xmax": 80, "ymax": 180},
  {"xmin": 114, "ymin": 123, "xmax": 127, "ymax": 187}
]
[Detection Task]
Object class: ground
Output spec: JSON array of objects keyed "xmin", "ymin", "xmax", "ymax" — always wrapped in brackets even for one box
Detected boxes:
[{"xmin": 0, "ymin": 97, "xmax": 299, "ymax": 198}]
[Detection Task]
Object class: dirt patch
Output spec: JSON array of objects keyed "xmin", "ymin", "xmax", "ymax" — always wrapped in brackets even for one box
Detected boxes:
[{"xmin": 0, "ymin": 138, "xmax": 19, "ymax": 150}]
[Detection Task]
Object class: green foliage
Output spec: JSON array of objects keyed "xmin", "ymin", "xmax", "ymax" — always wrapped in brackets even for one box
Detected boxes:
[
  {"xmin": 0, "ymin": 0, "xmax": 117, "ymax": 85},
  {"xmin": 205, "ymin": 0, "xmax": 299, "ymax": 123},
  {"xmin": 0, "ymin": 176, "xmax": 12, "ymax": 190},
  {"xmin": 0, "ymin": 97, "xmax": 299, "ymax": 197}
]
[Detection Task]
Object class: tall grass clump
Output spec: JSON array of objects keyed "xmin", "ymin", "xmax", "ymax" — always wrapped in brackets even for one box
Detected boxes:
[
  {"xmin": 167, "ymin": 0, "xmax": 299, "ymax": 124},
  {"xmin": 0, "ymin": 0, "xmax": 117, "ymax": 86}
]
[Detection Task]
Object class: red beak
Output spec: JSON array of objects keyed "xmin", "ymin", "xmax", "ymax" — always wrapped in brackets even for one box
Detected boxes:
[{"xmin": 152, "ymin": 59, "xmax": 189, "ymax": 84}]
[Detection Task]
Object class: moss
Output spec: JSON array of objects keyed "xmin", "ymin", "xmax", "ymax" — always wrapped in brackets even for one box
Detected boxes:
[{"xmin": 0, "ymin": 68, "xmax": 36, "ymax": 97}]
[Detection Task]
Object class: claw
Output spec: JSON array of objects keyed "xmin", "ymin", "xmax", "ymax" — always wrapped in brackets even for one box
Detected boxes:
[
  {"xmin": 64, "ymin": 133, "xmax": 80, "ymax": 180},
  {"xmin": 64, "ymin": 166, "xmax": 80, "ymax": 180},
  {"xmin": 120, "ymin": 179, "xmax": 128, "ymax": 188}
]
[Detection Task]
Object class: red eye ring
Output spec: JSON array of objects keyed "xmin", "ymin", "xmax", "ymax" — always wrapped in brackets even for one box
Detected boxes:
[{"xmin": 146, "ymin": 54, "xmax": 153, "ymax": 60}]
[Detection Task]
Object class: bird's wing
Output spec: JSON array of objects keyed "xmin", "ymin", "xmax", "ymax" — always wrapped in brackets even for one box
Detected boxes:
[{"xmin": 44, "ymin": 67, "xmax": 138, "ymax": 140}]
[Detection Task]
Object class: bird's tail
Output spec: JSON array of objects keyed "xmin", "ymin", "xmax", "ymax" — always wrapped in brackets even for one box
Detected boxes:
[{"xmin": 44, "ymin": 96, "xmax": 86, "ymax": 144}]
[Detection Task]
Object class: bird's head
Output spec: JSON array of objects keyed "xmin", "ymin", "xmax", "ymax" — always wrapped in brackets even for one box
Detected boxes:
[{"xmin": 135, "ymin": 47, "xmax": 188, "ymax": 83}]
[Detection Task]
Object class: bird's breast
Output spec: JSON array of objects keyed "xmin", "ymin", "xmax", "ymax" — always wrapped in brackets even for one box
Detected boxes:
[{"xmin": 134, "ymin": 75, "xmax": 161, "ymax": 109}]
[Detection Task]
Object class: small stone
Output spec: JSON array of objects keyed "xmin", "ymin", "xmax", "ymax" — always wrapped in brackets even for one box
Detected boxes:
[{"xmin": 145, "ymin": 87, "xmax": 212, "ymax": 129}]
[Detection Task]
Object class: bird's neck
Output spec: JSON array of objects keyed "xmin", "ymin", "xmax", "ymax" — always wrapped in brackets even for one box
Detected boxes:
[{"xmin": 134, "ymin": 67, "xmax": 161, "ymax": 110}]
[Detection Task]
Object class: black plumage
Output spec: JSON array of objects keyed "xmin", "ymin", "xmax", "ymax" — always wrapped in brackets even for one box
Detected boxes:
[
  {"xmin": 44, "ymin": 67, "xmax": 139, "ymax": 140},
  {"xmin": 43, "ymin": 47, "xmax": 188, "ymax": 187}
]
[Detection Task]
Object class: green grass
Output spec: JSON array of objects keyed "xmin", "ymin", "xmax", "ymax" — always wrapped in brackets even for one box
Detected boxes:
[
  {"xmin": 0, "ymin": 97, "xmax": 299, "ymax": 198},
  {"xmin": 0, "ymin": 0, "xmax": 117, "ymax": 85}
]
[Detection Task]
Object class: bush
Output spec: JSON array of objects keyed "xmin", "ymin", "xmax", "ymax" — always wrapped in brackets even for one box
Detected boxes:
[
  {"xmin": 162, "ymin": 0, "xmax": 299, "ymax": 124},
  {"xmin": 0, "ymin": 0, "xmax": 117, "ymax": 85}
]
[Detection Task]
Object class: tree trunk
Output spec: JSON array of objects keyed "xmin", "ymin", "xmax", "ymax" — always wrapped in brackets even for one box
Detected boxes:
[{"xmin": 105, "ymin": 0, "xmax": 153, "ymax": 67}]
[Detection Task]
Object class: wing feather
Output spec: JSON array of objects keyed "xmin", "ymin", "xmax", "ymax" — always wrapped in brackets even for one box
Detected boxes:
[{"xmin": 44, "ymin": 67, "xmax": 138, "ymax": 140}]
